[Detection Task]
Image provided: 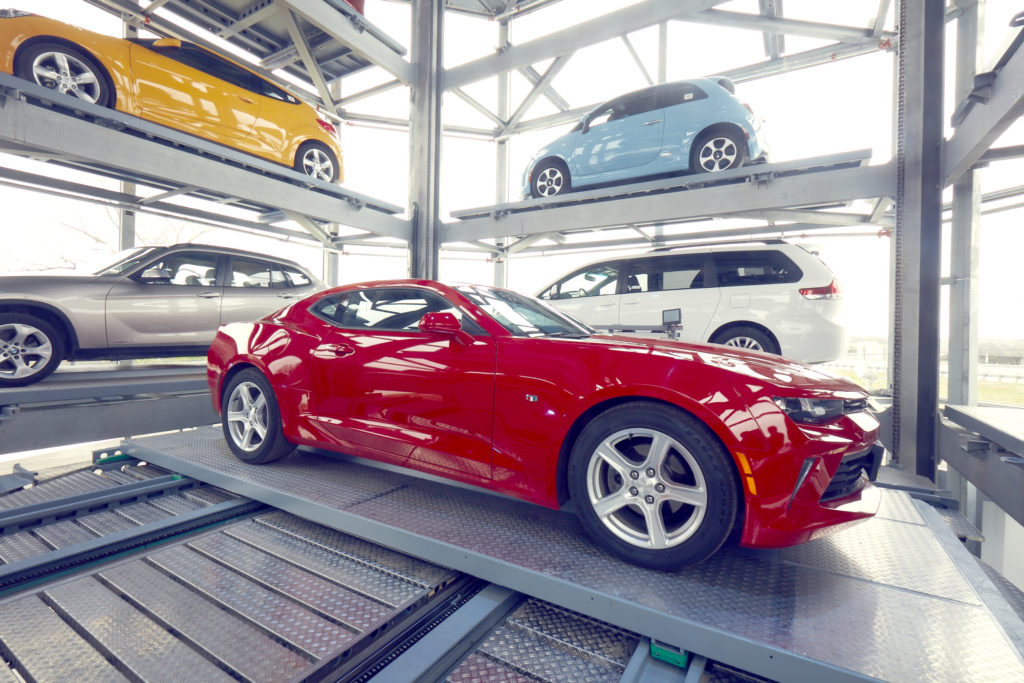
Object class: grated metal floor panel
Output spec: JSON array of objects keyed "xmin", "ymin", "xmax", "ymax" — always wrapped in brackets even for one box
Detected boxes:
[
  {"xmin": 449, "ymin": 599, "xmax": 639, "ymax": 682},
  {"xmin": 123, "ymin": 427, "xmax": 1024, "ymax": 683},
  {"xmin": 0, "ymin": 510, "xmax": 456, "ymax": 682}
]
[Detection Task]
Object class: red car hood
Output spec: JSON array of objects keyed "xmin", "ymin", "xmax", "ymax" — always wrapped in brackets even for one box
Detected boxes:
[{"xmin": 589, "ymin": 334, "xmax": 864, "ymax": 396}]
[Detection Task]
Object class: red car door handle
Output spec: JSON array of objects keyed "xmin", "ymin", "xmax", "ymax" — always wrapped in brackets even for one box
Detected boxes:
[{"xmin": 329, "ymin": 343, "xmax": 354, "ymax": 357}]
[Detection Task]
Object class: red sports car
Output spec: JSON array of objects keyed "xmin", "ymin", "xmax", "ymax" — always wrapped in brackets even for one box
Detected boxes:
[{"xmin": 207, "ymin": 280, "xmax": 882, "ymax": 569}]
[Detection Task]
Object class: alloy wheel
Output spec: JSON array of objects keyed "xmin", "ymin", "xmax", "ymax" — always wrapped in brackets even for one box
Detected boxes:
[
  {"xmin": 0, "ymin": 322, "xmax": 53, "ymax": 381},
  {"xmin": 585, "ymin": 427, "xmax": 708, "ymax": 549},
  {"xmin": 226, "ymin": 381, "xmax": 269, "ymax": 452},
  {"xmin": 30, "ymin": 51, "xmax": 103, "ymax": 104}
]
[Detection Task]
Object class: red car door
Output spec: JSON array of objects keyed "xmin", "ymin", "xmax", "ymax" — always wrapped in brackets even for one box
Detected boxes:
[{"xmin": 306, "ymin": 287, "xmax": 497, "ymax": 481}]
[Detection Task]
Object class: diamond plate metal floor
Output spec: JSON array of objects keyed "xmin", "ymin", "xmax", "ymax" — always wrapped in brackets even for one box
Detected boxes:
[
  {"xmin": 0, "ymin": 508, "xmax": 457, "ymax": 682},
  {"xmin": 123, "ymin": 428, "xmax": 1024, "ymax": 682}
]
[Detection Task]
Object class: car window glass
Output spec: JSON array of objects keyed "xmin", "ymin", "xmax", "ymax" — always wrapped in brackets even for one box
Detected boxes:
[
  {"xmin": 315, "ymin": 288, "xmax": 479, "ymax": 333},
  {"xmin": 713, "ymin": 251, "xmax": 803, "ymax": 287},
  {"xmin": 657, "ymin": 84, "xmax": 707, "ymax": 108},
  {"xmin": 628, "ymin": 255, "xmax": 706, "ymax": 292},
  {"xmin": 540, "ymin": 264, "xmax": 619, "ymax": 299},
  {"xmin": 138, "ymin": 252, "xmax": 218, "ymax": 286},
  {"xmin": 457, "ymin": 285, "xmax": 592, "ymax": 338},
  {"xmin": 622, "ymin": 92, "xmax": 660, "ymax": 117},
  {"xmin": 282, "ymin": 266, "xmax": 312, "ymax": 287},
  {"xmin": 150, "ymin": 44, "xmax": 260, "ymax": 94},
  {"xmin": 254, "ymin": 78, "xmax": 298, "ymax": 103},
  {"xmin": 231, "ymin": 257, "xmax": 289, "ymax": 289}
]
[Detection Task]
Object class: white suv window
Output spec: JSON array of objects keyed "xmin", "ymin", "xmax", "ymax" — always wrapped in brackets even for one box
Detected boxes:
[
  {"xmin": 627, "ymin": 254, "xmax": 707, "ymax": 293},
  {"xmin": 713, "ymin": 251, "xmax": 802, "ymax": 287},
  {"xmin": 540, "ymin": 264, "xmax": 620, "ymax": 300}
]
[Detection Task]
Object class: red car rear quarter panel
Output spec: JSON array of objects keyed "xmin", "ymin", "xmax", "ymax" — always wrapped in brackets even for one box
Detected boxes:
[
  {"xmin": 208, "ymin": 321, "xmax": 315, "ymax": 429},
  {"xmin": 491, "ymin": 336, "xmax": 772, "ymax": 508}
]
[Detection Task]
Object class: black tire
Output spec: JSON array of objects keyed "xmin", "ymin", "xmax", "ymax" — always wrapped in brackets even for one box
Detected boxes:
[
  {"xmin": 0, "ymin": 313, "xmax": 65, "ymax": 387},
  {"xmin": 221, "ymin": 368, "xmax": 295, "ymax": 464},
  {"xmin": 530, "ymin": 160, "xmax": 571, "ymax": 198},
  {"xmin": 690, "ymin": 129, "xmax": 745, "ymax": 173},
  {"xmin": 711, "ymin": 326, "xmax": 779, "ymax": 355},
  {"xmin": 15, "ymin": 41, "xmax": 112, "ymax": 107},
  {"xmin": 568, "ymin": 402, "xmax": 740, "ymax": 570},
  {"xmin": 294, "ymin": 141, "xmax": 339, "ymax": 183}
]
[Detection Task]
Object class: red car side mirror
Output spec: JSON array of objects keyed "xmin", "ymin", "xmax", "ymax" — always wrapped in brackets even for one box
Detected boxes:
[{"xmin": 419, "ymin": 312, "xmax": 473, "ymax": 345}]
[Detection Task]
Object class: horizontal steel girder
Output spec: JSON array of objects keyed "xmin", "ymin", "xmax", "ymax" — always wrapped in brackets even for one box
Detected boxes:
[
  {"xmin": 443, "ymin": 163, "xmax": 895, "ymax": 244},
  {"xmin": 443, "ymin": 0, "xmax": 727, "ymax": 89}
]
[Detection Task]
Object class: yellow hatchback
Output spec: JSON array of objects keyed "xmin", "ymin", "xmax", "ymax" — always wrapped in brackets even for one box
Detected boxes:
[{"xmin": 0, "ymin": 9, "xmax": 343, "ymax": 182}]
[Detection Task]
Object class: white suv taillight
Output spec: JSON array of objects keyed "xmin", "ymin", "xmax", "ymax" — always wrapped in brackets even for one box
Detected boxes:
[{"xmin": 800, "ymin": 279, "xmax": 841, "ymax": 299}]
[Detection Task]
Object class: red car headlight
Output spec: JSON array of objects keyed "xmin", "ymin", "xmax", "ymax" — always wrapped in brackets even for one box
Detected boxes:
[{"xmin": 772, "ymin": 396, "xmax": 844, "ymax": 424}]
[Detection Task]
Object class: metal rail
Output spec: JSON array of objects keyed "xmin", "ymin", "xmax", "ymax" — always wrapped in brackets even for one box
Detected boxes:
[{"xmin": 0, "ymin": 366, "xmax": 217, "ymax": 456}]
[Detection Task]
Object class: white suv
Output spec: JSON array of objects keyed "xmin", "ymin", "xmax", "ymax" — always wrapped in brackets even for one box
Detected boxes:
[{"xmin": 535, "ymin": 241, "xmax": 846, "ymax": 363}]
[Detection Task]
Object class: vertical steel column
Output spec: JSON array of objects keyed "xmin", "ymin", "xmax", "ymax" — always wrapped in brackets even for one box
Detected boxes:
[
  {"xmin": 409, "ymin": 0, "xmax": 443, "ymax": 279},
  {"xmin": 892, "ymin": 0, "xmax": 945, "ymax": 480},
  {"xmin": 494, "ymin": 19, "xmax": 511, "ymax": 288},
  {"xmin": 119, "ymin": 19, "xmax": 138, "ymax": 251},
  {"xmin": 658, "ymin": 22, "xmax": 668, "ymax": 82},
  {"xmin": 325, "ymin": 79, "xmax": 342, "ymax": 286},
  {"xmin": 948, "ymin": 0, "xmax": 983, "ymax": 407}
]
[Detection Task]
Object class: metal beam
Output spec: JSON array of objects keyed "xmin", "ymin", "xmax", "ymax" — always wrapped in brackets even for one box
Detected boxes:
[
  {"xmin": 443, "ymin": 163, "xmax": 895, "ymax": 243},
  {"xmin": 518, "ymin": 64, "xmax": 571, "ymax": 111},
  {"xmin": 621, "ymin": 35, "xmax": 653, "ymax": 85},
  {"xmin": 409, "ymin": 0, "xmax": 443, "ymax": 278},
  {"xmin": 759, "ymin": 0, "xmax": 785, "ymax": 59},
  {"xmin": 943, "ymin": 26, "xmax": 1024, "ymax": 183},
  {"xmin": 695, "ymin": 8, "xmax": 895, "ymax": 43},
  {"xmin": 727, "ymin": 208, "xmax": 895, "ymax": 227},
  {"xmin": 281, "ymin": 0, "xmax": 413, "ymax": 84},
  {"xmin": 501, "ymin": 56, "xmax": 569, "ymax": 135},
  {"xmin": 948, "ymin": 0, "xmax": 983, "ymax": 408},
  {"xmin": 278, "ymin": 2, "xmax": 338, "ymax": 116},
  {"xmin": 872, "ymin": 0, "xmax": 893, "ymax": 36},
  {"xmin": 444, "ymin": 0, "xmax": 727, "ymax": 89},
  {"xmin": 217, "ymin": 3, "xmax": 278, "ymax": 39},
  {"xmin": 0, "ymin": 166, "xmax": 321, "ymax": 244},
  {"xmin": 718, "ymin": 38, "xmax": 893, "ymax": 82},
  {"xmin": 451, "ymin": 87, "xmax": 505, "ymax": 127}
]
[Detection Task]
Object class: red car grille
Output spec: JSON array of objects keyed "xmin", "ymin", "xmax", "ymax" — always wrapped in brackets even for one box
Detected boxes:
[{"xmin": 821, "ymin": 448, "xmax": 875, "ymax": 502}]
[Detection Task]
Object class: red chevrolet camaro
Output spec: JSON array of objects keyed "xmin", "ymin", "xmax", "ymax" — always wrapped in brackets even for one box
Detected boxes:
[{"xmin": 207, "ymin": 280, "xmax": 882, "ymax": 569}]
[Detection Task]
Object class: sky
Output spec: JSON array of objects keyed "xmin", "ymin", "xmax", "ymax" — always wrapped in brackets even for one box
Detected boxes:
[{"xmin": 2, "ymin": 0, "xmax": 1023, "ymax": 343}]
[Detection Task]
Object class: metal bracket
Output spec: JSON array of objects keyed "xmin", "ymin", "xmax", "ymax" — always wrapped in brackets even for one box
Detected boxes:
[{"xmin": 747, "ymin": 171, "xmax": 776, "ymax": 186}]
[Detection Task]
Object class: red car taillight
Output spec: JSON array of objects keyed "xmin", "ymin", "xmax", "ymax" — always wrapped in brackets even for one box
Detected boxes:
[
  {"xmin": 800, "ymin": 279, "xmax": 841, "ymax": 300},
  {"xmin": 316, "ymin": 118, "xmax": 337, "ymax": 136}
]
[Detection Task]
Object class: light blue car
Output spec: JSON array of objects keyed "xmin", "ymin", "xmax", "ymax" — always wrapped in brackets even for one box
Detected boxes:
[{"xmin": 521, "ymin": 78, "xmax": 768, "ymax": 199}]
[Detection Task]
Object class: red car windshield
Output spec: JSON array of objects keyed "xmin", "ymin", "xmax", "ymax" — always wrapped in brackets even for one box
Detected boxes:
[{"xmin": 456, "ymin": 285, "xmax": 593, "ymax": 338}]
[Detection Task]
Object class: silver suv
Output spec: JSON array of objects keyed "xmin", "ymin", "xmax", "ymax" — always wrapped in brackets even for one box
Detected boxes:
[{"xmin": 0, "ymin": 244, "xmax": 323, "ymax": 387}]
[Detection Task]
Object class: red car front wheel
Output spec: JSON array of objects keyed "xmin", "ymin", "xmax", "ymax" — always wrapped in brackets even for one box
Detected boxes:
[{"xmin": 568, "ymin": 401, "xmax": 740, "ymax": 570}]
